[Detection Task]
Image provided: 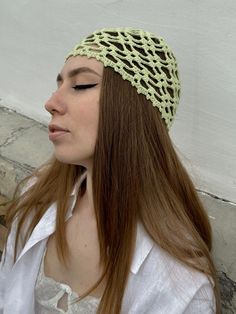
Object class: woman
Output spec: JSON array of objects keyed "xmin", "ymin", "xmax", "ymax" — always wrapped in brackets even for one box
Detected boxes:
[{"xmin": 0, "ymin": 28, "xmax": 221, "ymax": 313}]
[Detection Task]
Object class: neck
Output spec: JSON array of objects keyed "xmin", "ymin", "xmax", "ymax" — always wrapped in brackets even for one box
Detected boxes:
[
  {"xmin": 75, "ymin": 165, "xmax": 96, "ymax": 219},
  {"xmin": 84, "ymin": 167, "xmax": 94, "ymax": 210}
]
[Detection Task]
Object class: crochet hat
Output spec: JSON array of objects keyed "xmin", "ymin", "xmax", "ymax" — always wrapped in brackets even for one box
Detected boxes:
[{"xmin": 66, "ymin": 28, "xmax": 181, "ymax": 129}]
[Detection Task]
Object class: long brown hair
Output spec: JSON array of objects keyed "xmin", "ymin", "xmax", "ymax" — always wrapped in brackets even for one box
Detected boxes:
[{"xmin": 5, "ymin": 67, "xmax": 221, "ymax": 313}]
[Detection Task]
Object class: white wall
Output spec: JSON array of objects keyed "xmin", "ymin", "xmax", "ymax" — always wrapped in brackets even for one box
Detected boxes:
[{"xmin": 0, "ymin": 0, "xmax": 235, "ymax": 202}]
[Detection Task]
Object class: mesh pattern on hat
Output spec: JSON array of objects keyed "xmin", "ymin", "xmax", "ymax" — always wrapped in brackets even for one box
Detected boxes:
[{"xmin": 66, "ymin": 28, "xmax": 181, "ymax": 129}]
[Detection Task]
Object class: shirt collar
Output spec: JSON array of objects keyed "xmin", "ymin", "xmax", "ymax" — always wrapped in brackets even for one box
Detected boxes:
[
  {"xmin": 130, "ymin": 222, "xmax": 154, "ymax": 274},
  {"xmin": 71, "ymin": 169, "xmax": 87, "ymax": 197},
  {"xmin": 68, "ymin": 170, "xmax": 154, "ymax": 275},
  {"xmin": 67, "ymin": 169, "xmax": 87, "ymax": 218}
]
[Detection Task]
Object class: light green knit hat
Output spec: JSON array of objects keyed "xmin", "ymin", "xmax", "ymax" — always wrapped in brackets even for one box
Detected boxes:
[{"xmin": 66, "ymin": 28, "xmax": 180, "ymax": 129}]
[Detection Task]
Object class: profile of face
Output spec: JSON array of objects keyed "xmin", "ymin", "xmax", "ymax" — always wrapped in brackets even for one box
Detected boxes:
[{"xmin": 45, "ymin": 56, "xmax": 104, "ymax": 168}]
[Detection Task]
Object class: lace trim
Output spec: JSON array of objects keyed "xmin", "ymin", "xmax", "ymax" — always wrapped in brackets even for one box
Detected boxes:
[{"xmin": 35, "ymin": 249, "xmax": 100, "ymax": 313}]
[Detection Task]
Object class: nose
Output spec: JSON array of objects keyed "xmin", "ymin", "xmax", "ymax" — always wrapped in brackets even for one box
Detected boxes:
[{"xmin": 44, "ymin": 89, "xmax": 66, "ymax": 115}]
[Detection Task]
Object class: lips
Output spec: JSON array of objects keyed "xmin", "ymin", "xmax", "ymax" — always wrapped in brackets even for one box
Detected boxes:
[
  {"xmin": 49, "ymin": 124, "xmax": 69, "ymax": 132},
  {"xmin": 48, "ymin": 124, "xmax": 70, "ymax": 141}
]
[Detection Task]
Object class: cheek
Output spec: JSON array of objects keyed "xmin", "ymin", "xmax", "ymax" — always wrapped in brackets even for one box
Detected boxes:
[{"xmin": 72, "ymin": 100, "xmax": 99, "ymax": 139}]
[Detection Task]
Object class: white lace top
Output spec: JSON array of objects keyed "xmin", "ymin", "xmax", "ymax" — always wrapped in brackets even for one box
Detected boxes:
[{"xmin": 35, "ymin": 251, "xmax": 100, "ymax": 314}]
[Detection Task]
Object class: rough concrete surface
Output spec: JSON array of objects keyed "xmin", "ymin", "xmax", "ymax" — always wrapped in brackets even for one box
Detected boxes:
[
  {"xmin": 0, "ymin": 105, "xmax": 235, "ymax": 312},
  {"xmin": 0, "ymin": 195, "xmax": 7, "ymax": 257},
  {"xmin": 199, "ymin": 192, "xmax": 236, "ymax": 313},
  {"xmin": 0, "ymin": 105, "xmax": 52, "ymax": 197}
]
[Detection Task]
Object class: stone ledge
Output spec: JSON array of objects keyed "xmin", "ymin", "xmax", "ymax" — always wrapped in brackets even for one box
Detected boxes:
[
  {"xmin": 0, "ymin": 105, "xmax": 52, "ymax": 198},
  {"xmin": 198, "ymin": 192, "xmax": 236, "ymax": 313}
]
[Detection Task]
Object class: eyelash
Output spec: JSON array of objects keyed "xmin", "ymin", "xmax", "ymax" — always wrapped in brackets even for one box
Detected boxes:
[{"xmin": 72, "ymin": 83, "xmax": 98, "ymax": 90}]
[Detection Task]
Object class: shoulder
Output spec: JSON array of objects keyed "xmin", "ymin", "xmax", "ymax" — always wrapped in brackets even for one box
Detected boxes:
[
  {"xmin": 2, "ymin": 176, "xmax": 39, "ymax": 261},
  {"xmin": 146, "ymin": 245, "xmax": 216, "ymax": 312},
  {"xmin": 126, "ymin": 224, "xmax": 216, "ymax": 313},
  {"xmin": 150, "ymin": 243, "xmax": 213, "ymax": 292},
  {"xmin": 20, "ymin": 176, "xmax": 38, "ymax": 195}
]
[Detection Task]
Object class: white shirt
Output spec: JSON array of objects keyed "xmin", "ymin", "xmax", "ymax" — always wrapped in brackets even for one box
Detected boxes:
[{"xmin": 0, "ymin": 172, "xmax": 216, "ymax": 313}]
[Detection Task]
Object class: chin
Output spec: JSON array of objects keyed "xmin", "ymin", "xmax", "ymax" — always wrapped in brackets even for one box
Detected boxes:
[{"xmin": 53, "ymin": 151, "xmax": 93, "ymax": 168}]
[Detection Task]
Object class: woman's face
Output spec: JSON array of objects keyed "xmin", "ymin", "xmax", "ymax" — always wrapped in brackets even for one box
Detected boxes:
[{"xmin": 45, "ymin": 56, "xmax": 103, "ymax": 168}]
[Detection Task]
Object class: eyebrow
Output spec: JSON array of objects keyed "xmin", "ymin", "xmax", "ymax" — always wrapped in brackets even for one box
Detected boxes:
[{"xmin": 56, "ymin": 66, "xmax": 101, "ymax": 83}]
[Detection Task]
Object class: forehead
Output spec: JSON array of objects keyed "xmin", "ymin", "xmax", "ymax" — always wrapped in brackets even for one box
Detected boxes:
[{"xmin": 60, "ymin": 55, "xmax": 104, "ymax": 77}]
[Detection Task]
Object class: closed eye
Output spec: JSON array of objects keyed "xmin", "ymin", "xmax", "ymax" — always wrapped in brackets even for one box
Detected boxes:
[{"xmin": 72, "ymin": 83, "xmax": 98, "ymax": 90}]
